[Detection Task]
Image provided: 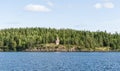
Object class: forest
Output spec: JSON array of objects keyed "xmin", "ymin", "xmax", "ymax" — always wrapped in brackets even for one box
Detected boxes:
[{"xmin": 0, "ymin": 27, "xmax": 120, "ymax": 52}]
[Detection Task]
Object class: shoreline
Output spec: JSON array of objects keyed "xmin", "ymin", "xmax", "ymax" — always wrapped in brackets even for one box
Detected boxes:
[{"xmin": 0, "ymin": 51, "xmax": 120, "ymax": 53}]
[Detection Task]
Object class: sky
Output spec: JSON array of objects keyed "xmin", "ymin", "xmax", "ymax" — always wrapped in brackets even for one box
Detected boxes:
[{"xmin": 0, "ymin": 0, "xmax": 120, "ymax": 33}]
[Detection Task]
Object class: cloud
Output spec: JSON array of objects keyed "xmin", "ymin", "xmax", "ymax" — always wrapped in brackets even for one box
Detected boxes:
[
  {"xmin": 24, "ymin": 4, "xmax": 51, "ymax": 12},
  {"xmin": 103, "ymin": 2, "xmax": 114, "ymax": 8},
  {"xmin": 47, "ymin": 1, "xmax": 54, "ymax": 7},
  {"xmin": 94, "ymin": 3, "xmax": 102, "ymax": 9},
  {"xmin": 94, "ymin": 2, "xmax": 114, "ymax": 9}
]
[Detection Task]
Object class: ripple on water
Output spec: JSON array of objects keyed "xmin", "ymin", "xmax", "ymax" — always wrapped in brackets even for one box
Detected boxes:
[{"xmin": 0, "ymin": 52, "xmax": 120, "ymax": 71}]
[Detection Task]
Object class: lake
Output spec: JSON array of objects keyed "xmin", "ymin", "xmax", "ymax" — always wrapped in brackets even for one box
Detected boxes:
[{"xmin": 0, "ymin": 52, "xmax": 120, "ymax": 71}]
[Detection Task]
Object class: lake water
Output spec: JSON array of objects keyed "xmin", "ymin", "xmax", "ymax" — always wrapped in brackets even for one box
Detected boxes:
[{"xmin": 0, "ymin": 52, "xmax": 120, "ymax": 71}]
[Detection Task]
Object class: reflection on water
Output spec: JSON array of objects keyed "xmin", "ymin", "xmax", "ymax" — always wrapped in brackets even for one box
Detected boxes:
[{"xmin": 0, "ymin": 52, "xmax": 120, "ymax": 71}]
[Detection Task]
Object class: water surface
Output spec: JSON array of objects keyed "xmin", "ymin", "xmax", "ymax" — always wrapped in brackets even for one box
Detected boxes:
[{"xmin": 0, "ymin": 52, "xmax": 120, "ymax": 71}]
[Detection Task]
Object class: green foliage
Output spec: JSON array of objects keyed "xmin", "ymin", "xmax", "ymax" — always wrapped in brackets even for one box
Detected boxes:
[{"xmin": 0, "ymin": 27, "xmax": 120, "ymax": 51}]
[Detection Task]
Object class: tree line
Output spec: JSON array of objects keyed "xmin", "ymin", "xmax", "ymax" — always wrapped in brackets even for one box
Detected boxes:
[{"xmin": 0, "ymin": 27, "xmax": 120, "ymax": 51}]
